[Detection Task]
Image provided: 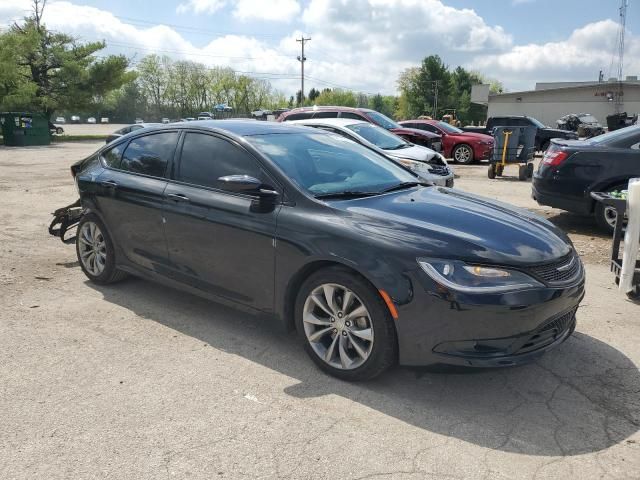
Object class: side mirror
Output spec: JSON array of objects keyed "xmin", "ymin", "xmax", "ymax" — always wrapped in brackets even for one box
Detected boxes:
[{"xmin": 217, "ymin": 175, "xmax": 279, "ymax": 198}]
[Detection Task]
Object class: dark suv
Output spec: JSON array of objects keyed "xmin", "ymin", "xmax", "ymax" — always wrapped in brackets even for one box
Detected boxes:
[
  {"xmin": 65, "ymin": 120, "xmax": 584, "ymax": 380},
  {"xmin": 279, "ymin": 106, "xmax": 442, "ymax": 152}
]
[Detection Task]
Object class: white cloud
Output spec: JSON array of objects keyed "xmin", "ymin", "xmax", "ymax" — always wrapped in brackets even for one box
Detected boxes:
[
  {"xmin": 233, "ymin": 0, "xmax": 301, "ymax": 22},
  {"xmin": 469, "ymin": 20, "xmax": 640, "ymax": 90},
  {"xmin": 176, "ymin": 0, "xmax": 227, "ymax": 15}
]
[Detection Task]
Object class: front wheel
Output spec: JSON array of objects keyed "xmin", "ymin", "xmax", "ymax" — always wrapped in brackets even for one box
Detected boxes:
[
  {"xmin": 76, "ymin": 213, "xmax": 127, "ymax": 284},
  {"xmin": 452, "ymin": 144, "xmax": 474, "ymax": 164},
  {"xmin": 295, "ymin": 267, "xmax": 397, "ymax": 381}
]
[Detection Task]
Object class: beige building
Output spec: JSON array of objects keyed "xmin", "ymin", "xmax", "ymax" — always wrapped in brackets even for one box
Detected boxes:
[{"xmin": 476, "ymin": 78, "xmax": 640, "ymax": 127}]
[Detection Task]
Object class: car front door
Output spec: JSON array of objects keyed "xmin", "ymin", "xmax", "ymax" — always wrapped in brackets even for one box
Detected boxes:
[
  {"xmin": 162, "ymin": 131, "xmax": 281, "ymax": 312},
  {"xmin": 94, "ymin": 131, "xmax": 179, "ymax": 273}
]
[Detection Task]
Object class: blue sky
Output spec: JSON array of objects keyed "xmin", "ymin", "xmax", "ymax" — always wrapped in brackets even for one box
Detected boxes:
[{"xmin": 1, "ymin": 0, "xmax": 638, "ymax": 95}]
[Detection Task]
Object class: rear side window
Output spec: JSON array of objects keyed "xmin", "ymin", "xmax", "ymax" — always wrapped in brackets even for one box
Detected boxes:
[
  {"xmin": 120, "ymin": 132, "xmax": 178, "ymax": 177},
  {"xmin": 283, "ymin": 112, "xmax": 313, "ymax": 121},
  {"xmin": 312, "ymin": 111, "xmax": 339, "ymax": 119},
  {"xmin": 418, "ymin": 123, "xmax": 438, "ymax": 133},
  {"xmin": 177, "ymin": 133, "xmax": 264, "ymax": 189},
  {"xmin": 340, "ymin": 112, "xmax": 367, "ymax": 120},
  {"xmin": 102, "ymin": 144, "xmax": 124, "ymax": 168}
]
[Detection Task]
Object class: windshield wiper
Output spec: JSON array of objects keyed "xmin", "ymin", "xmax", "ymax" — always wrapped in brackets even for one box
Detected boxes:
[
  {"xmin": 314, "ymin": 191, "xmax": 378, "ymax": 200},
  {"xmin": 378, "ymin": 181, "xmax": 426, "ymax": 194}
]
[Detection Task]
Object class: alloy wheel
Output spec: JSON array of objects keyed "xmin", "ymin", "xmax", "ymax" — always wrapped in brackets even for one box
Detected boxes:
[
  {"xmin": 302, "ymin": 283, "xmax": 374, "ymax": 370},
  {"xmin": 78, "ymin": 221, "xmax": 107, "ymax": 276},
  {"xmin": 454, "ymin": 145, "xmax": 472, "ymax": 163},
  {"xmin": 603, "ymin": 206, "xmax": 618, "ymax": 229}
]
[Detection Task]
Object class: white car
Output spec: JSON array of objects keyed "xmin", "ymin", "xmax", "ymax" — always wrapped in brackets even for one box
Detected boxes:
[
  {"xmin": 289, "ymin": 118, "xmax": 454, "ymax": 187},
  {"xmin": 100, "ymin": 117, "xmax": 109, "ymax": 124},
  {"xmin": 135, "ymin": 118, "xmax": 144, "ymax": 124},
  {"xmin": 87, "ymin": 117, "xmax": 96, "ymax": 124},
  {"xmin": 161, "ymin": 118, "xmax": 170, "ymax": 124},
  {"xmin": 55, "ymin": 116, "xmax": 65, "ymax": 123}
]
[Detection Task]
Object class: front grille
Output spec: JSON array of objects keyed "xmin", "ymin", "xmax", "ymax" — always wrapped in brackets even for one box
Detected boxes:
[
  {"xmin": 526, "ymin": 252, "xmax": 581, "ymax": 285},
  {"xmin": 515, "ymin": 309, "xmax": 576, "ymax": 355}
]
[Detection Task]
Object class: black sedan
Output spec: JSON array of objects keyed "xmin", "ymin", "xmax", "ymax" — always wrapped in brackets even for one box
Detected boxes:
[
  {"xmin": 532, "ymin": 125, "xmax": 640, "ymax": 231},
  {"xmin": 69, "ymin": 121, "xmax": 584, "ymax": 380},
  {"xmin": 105, "ymin": 123, "xmax": 160, "ymax": 144}
]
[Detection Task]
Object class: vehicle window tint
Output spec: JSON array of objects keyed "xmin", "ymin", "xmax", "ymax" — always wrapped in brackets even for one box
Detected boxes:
[
  {"xmin": 283, "ymin": 112, "xmax": 313, "ymax": 121},
  {"xmin": 177, "ymin": 133, "xmax": 264, "ymax": 189},
  {"xmin": 102, "ymin": 143, "xmax": 124, "ymax": 168},
  {"xmin": 340, "ymin": 112, "xmax": 367, "ymax": 120},
  {"xmin": 120, "ymin": 132, "xmax": 178, "ymax": 177},
  {"xmin": 312, "ymin": 111, "xmax": 339, "ymax": 119},
  {"xmin": 419, "ymin": 124, "xmax": 438, "ymax": 133},
  {"xmin": 131, "ymin": 125, "xmax": 143, "ymax": 131}
]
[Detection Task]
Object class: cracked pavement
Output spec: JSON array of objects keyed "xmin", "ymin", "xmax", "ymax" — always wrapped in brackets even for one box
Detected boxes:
[{"xmin": 1, "ymin": 143, "xmax": 638, "ymax": 479}]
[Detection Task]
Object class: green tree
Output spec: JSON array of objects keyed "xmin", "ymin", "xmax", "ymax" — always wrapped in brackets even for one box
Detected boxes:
[
  {"xmin": 313, "ymin": 89, "xmax": 357, "ymax": 107},
  {"xmin": 308, "ymin": 88, "xmax": 320, "ymax": 102},
  {"xmin": 0, "ymin": 0, "xmax": 134, "ymax": 119}
]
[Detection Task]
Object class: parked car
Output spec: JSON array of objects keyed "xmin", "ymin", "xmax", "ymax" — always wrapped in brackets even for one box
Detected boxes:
[
  {"xmin": 279, "ymin": 106, "xmax": 443, "ymax": 153},
  {"xmin": 532, "ymin": 125, "xmax": 640, "ymax": 231},
  {"xmin": 55, "ymin": 116, "xmax": 66, "ymax": 124},
  {"xmin": 290, "ymin": 118, "xmax": 454, "ymax": 187},
  {"xmin": 135, "ymin": 118, "xmax": 144, "ymax": 124},
  {"xmin": 185, "ymin": 117, "xmax": 196, "ymax": 122},
  {"xmin": 49, "ymin": 122, "xmax": 64, "ymax": 135},
  {"xmin": 161, "ymin": 118, "xmax": 171, "ymax": 124},
  {"xmin": 213, "ymin": 104, "xmax": 233, "ymax": 112},
  {"xmin": 399, "ymin": 119, "xmax": 494, "ymax": 164},
  {"xmin": 556, "ymin": 113, "xmax": 604, "ymax": 138},
  {"xmin": 100, "ymin": 117, "xmax": 109, "ymax": 124},
  {"xmin": 461, "ymin": 116, "xmax": 578, "ymax": 151},
  {"xmin": 105, "ymin": 123, "xmax": 160, "ymax": 144},
  {"xmin": 87, "ymin": 117, "xmax": 96, "ymax": 124},
  {"xmin": 68, "ymin": 120, "xmax": 583, "ymax": 380},
  {"xmin": 71, "ymin": 115, "xmax": 81, "ymax": 123},
  {"xmin": 197, "ymin": 112, "xmax": 212, "ymax": 120}
]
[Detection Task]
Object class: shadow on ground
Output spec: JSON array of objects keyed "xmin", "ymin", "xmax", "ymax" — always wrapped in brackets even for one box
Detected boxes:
[
  {"xmin": 90, "ymin": 277, "xmax": 639, "ymax": 457},
  {"xmin": 542, "ymin": 211, "xmax": 609, "ymax": 238}
]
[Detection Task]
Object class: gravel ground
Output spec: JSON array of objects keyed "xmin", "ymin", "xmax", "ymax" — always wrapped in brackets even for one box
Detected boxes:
[{"xmin": 0, "ymin": 142, "xmax": 638, "ymax": 480}]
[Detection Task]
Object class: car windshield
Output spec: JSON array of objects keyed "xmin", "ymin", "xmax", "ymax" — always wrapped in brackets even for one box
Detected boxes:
[
  {"xmin": 587, "ymin": 125, "xmax": 640, "ymax": 146},
  {"xmin": 365, "ymin": 111, "xmax": 401, "ymax": 130},
  {"xmin": 248, "ymin": 132, "xmax": 418, "ymax": 197},
  {"xmin": 345, "ymin": 123, "xmax": 409, "ymax": 150},
  {"xmin": 437, "ymin": 122, "xmax": 463, "ymax": 134}
]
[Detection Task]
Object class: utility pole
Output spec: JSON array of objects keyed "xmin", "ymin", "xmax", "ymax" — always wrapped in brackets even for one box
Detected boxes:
[
  {"xmin": 297, "ymin": 36, "xmax": 311, "ymax": 106},
  {"xmin": 433, "ymin": 81, "xmax": 439, "ymax": 119},
  {"xmin": 615, "ymin": 0, "xmax": 628, "ymax": 113}
]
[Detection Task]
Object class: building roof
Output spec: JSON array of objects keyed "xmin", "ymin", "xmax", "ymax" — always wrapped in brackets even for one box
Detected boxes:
[{"xmin": 491, "ymin": 81, "xmax": 640, "ymax": 98}]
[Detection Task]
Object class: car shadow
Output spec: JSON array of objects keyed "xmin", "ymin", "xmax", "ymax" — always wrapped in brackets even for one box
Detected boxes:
[
  {"xmin": 88, "ymin": 277, "xmax": 640, "ymax": 457},
  {"xmin": 541, "ymin": 211, "xmax": 609, "ymax": 238}
]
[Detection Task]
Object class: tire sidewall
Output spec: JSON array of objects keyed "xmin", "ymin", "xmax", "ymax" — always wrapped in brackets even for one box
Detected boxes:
[
  {"xmin": 294, "ymin": 268, "xmax": 397, "ymax": 381},
  {"xmin": 76, "ymin": 213, "xmax": 119, "ymax": 284}
]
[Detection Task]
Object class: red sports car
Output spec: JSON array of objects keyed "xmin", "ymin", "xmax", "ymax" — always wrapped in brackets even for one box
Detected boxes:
[{"xmin": 399, "ymin": 119, "xmax": 494, "ymax": 164}]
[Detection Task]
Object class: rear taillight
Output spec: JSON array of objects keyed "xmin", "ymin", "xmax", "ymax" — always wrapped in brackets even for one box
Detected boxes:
[{"xmin": 542, "ymin": 150, "xmax": 569, "ymax": 167}]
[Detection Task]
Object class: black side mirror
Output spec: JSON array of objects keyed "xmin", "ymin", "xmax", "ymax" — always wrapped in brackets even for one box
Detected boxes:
[{"xmin": 217, "ymin": 175, "xmax": 279, "ymax": 198}]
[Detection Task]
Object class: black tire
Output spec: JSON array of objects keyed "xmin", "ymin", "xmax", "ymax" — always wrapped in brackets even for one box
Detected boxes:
[
  {"xmin": 594, "ymin": 183, "xmax": 628, "ymax": 233},
  {"xmin": 452, "ymin": 144, "xmax": 474, "ymax": 164},
  {"xmin": 496, "ymin": 164, "xmax": 504, "ymax": 177},
  {"xmin": 526, "ymin": 163, "xmax": 534, "ymax": 179},
  {"xmin": 488, "ymin": 164, "xmax": 496, "ymax": 179},
  {"xmin": 294, "ymin": 266, "xmax": 397, "ymax": 381},
  {"xmin": 76, "ymin": 213, "xmax": 127, "ymax": 284},
  {"xmin": 56, "ymin": 127, "xmax": 64, "ymax": 135},
  {"xmin": 518, "ymin": 165, "xmax": 527, "ymax": 181}
]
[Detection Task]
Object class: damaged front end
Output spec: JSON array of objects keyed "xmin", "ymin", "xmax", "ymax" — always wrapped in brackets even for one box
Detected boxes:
[{"xmin": 49, "ymin": 199, "xmax": 83, "ymax": 244}]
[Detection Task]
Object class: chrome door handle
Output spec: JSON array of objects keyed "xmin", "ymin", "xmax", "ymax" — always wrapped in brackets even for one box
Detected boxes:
[
  {"xmin": 100, "ymin": 180, "xmax": 118, "ymax": 188},
  {"xmin": 166, "ymin": 193, "xmax": 190, "ymax": 202}
]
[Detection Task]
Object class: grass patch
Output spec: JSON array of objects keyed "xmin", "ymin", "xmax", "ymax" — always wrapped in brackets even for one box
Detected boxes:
[{"xmin": 52, "ymin": 134, "xmax": 108, "ymax": 142}]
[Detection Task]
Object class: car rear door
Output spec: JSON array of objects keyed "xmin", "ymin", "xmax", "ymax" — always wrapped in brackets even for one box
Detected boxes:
[
  {"xmin": 162, "ymin": 131, "xmax": 281, "ymax": 312},
  {"xmin": 95, "ymin": 131, "xmax": 179, "ymax": 273}
]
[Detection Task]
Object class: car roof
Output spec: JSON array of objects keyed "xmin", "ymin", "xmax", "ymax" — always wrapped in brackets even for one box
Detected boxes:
[
  {"xmin": 284, "ymin": 106, "xmax": 373, "ymax": 114},
  {"xmin": 289, "ymin": 118, "xmax": 369, "ymax": 128},
  {"xmin": 133, "ymin": 119, "xmax": 313, "ymax": 136}
]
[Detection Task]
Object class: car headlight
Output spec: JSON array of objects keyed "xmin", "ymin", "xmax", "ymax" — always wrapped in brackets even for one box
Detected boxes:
[
  {"xmin": 418, "ymin": 258, "xmax": 543, "ymax": 293},
  {"xmin": 396, "ymin": 158, "xmax": 423, "ymax": 171}
]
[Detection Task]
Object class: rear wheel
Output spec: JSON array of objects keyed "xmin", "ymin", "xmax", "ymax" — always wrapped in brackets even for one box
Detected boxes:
[
  {"xmin": 76, "ymin": 213, "xmax": 127, "ymax": 284},
  {"xmin": 594, "ymin": 183, "xmax": 628, "ymax": 233},
  {"xmin": 295, "ymin": 267, "xmax": 397, "ymax": 381},
  {"xmin": 518, "ymin": 165, "xmax": 528, "ymax": 181},
  {"xmin": 452, "ymin": 144, "xmax": 474, "ymax": 164}
]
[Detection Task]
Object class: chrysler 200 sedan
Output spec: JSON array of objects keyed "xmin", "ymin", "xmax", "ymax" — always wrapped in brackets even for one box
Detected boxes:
[{"xmin": 69, "ymin": 120, "xmax": 585, "ymax": 381}]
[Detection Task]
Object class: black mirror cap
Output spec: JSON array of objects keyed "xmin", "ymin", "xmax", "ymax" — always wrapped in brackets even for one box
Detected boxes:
[{"xmin": 217, "ymin": 175, "xmax": 279, "ymax": 198}]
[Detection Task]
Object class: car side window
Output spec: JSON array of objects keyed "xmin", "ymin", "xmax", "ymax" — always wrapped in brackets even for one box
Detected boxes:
[
  {"xmin": 101, "ymin": 143, "xmax": 125, "ymax": 168},
  {"xmin": 420, "ymin": 124, "xmax": 438, "ymax": 133},
  {"xmin": 177, "ymin": 133, "xmax": 264, "ymax": 190},
  {"xmin": 312, "ymin": 111, "xmax": 339, "ymax": 119},
  {"xmin": 284, "ymin": 112, "xmax": 313, "ymax": 121},
  {"xmin": 340, "ymin": 112, "xmax": 367, "ymax": 120},
  {"xmin": 120, "ymin": 132, "xmax": 178, "ymax": 177}
]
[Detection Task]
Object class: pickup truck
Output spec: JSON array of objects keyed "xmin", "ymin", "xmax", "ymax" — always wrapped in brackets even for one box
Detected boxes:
[{"xmin": 461, "ymin": 115, "xmax": 578, "ymax": 151}]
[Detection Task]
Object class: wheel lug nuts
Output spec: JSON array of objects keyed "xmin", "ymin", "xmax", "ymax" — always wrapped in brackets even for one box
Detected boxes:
[
  {"xmin": 333, "ymin": 328, "xmax": 337, "ymax": 333},
  {"xmin": 342, "ymin": 331, "xmax": 347, "ymax": 336},
  {"xmin": 330, "ymin": 318, "xmax": 335, "ymax": 323},
  {"xmin": 345, "ymin": 321, "xmax": 351, "ymax": 327}
]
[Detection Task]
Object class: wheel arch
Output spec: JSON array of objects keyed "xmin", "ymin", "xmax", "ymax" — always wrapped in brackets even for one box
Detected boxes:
[{"xmin": 587, "ymin": 177, "xmax": 631, "ymax": 213}]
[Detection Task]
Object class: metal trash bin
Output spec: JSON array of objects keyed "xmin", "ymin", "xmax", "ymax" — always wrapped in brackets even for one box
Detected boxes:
[
  {"xmin": 488, "ymin": 126, "xmax": 536, "ymax": 181},
  {"xmin": 0, "ymin": 112, "xmax": 51, "ymax": 146}
]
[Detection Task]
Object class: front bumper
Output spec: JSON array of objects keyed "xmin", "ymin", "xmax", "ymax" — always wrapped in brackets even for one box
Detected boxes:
[
  {"xmin": 394, "ymin": 268, "xmax": 585, "ymax": 366},
  {"xmin": 475, "ymin": 144, "xmax": 493, "ymax": 160}
]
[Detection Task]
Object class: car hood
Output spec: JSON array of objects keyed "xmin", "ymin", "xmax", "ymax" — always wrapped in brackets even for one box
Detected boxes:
[
  {"xmin": 329, "ymin": 187, "xmax": 571, "ymax": 266},
  {"xmin": 390, "ymin": 127, "xmax": 440, "ymax": 139},
  {"xmin": 384, "ymin": 144, "xmax": 438, "ymax": 162}
]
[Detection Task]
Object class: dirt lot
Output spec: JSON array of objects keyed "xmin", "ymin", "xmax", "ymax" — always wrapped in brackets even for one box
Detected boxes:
[{"xmin": 1, "ymin": 142, "xmax": 638, "ymax": 480}]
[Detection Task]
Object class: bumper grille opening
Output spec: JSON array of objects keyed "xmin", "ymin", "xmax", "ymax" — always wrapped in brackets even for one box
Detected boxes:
[
  {"xmin": 526, "ymin": 253, "xmax": 581, "ymax": 285},
  {"xmin": 515, "ymin": 309, "xmax": 575, "ymax": 355}
]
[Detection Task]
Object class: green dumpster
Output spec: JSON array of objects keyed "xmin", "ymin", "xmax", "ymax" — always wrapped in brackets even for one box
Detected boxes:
[{"xmin": 0, "ymin": 112, "xmax": 51, "ymax": 146}]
